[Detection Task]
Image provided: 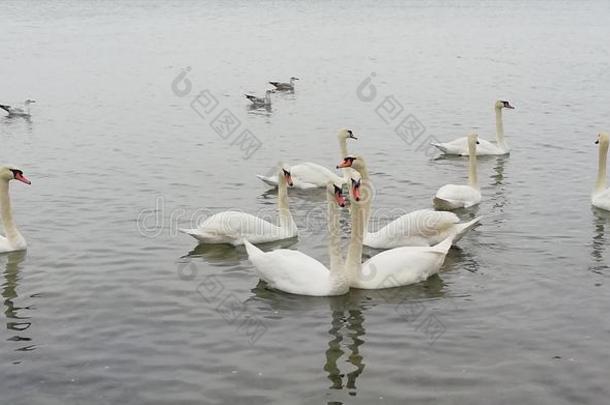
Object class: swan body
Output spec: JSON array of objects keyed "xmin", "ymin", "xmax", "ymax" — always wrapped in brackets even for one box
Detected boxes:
[
  {"xmin": 0, "ymin": 165, "xmax": 31, "ymax": 253},
  {"xmin": 337, "ymin": 156, "xmax": 480, "ymax": 248},
  {"xmin": 181, "ymin": 165, "xmax": 297, "ymax": 245},
  {"xmin": 433, "ymin": 133, "xmax": 481, "ymax": 210},
  {"xmin": 431, "ymin": 100, "xmax": 514, "ymax": 156},
  {"xmin": 0, "ymin": 99, "xmax": 35, "ymax": 118},
  {"xmin": 244, "ymin": 183, "xmax": 349, "ymax": 296},
  {"xmin": 339, "ymin": 166, "xmax": 454, "ymax": 290},
  {"xmin": 245, "ymin": 90, "xmax": 273, "ymax": 107},
  {"xmin": 256, "ymin": 129, "xmax": 356, "ymax": 189},
  {"xmin": 269, "ymin": 77, "xmax": 299, "ymax": 91},
  {"xmin": 592, "ymin": 133, "xmax": 610, "ymax": 211}
]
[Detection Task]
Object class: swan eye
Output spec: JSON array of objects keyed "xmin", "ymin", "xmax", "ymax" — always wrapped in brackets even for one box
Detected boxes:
[
  {"xmin": 476, "ymin": 141, "xmax": 480, "ymax": 144},
  {"xmin": 282, "ymin": 169, "xmax": 291, "ymax": 176},
  {"xmin": 9, "ymin": 169, "xmax": 22, "ymax": 177},
  {"xmin": 334, "ymin": 185, "xmax": 342, "ymax": 194},
  {"xmin": 595, "ymin": 140, "xmax": 600, "ymax": 144}
]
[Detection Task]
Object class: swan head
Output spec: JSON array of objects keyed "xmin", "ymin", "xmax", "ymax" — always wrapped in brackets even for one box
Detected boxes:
[
  {"xmin": 468, "ymin": 132, "xmax": 480, "ymax": 145},
  {"xmin": 265, "ymin": 89, "xmax": 275, "ymax": 95},
  {"xmin": 495, "ymin": 100, "xmax": 515, "ymax": 110},
  {"xmin": 595, "ymin": 132, "xmax": 609, "ymax": 146},
  {"xmin": 327, "ymin": 182, "xmax": 346, "ymax": 207},
  {"xmin": 337, "ymin": 128, "xmax": 357, "ymax": 141},
  {"xmin": 0, "ymin": 165, "xmax": 31, "ymax": 185},
  {"xmin": 278, "ymin": 162, "xmax": 293, "ymax": 187},
  {"xmin": 336, "ymin": 154, "xmax": 366, "ymax": 171}
]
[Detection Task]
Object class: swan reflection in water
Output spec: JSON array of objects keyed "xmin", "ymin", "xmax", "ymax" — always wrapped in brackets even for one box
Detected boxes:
[
  {"xmin": 590, "ymin": 207, "xmax": 610, "ymax": 275},
  {"xmin": 1, "ymin": 251, "xmax": 35, "ymax": 356},
  {"xmin": 250, "ymin": 275, "xmax": 450, "ymax": 398}
]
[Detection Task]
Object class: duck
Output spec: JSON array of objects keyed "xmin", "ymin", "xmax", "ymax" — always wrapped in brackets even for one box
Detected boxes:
[
  {"xmin": 431, "ymin": 100, "xmax": 514, "ymax": 156},
  {"xmin": 245, "ymin": 90, "xmax": 273, "ymax": 107}
]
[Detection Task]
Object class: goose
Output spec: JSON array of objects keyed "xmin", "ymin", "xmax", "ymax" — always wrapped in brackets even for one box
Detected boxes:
[
  {"xmin": 592, "ymin": 132, "xmax": 610, "ymax": 211},
  {"xmin": 245, "ymin": 90, "xmax": 273, "ymax": 107},
  {"xmin": 337, "ymin": 155, "xmax": 480, "ymax": 248},
  {"xmin": 243, "ymin": 181, "xmax": 349, "ymax": 296},
  {"xmin": 0, "ymin": 99, "xmax": 36, "ymax": 118},
  {"xmin": 433, "ymin": 133, "xmax": 482, "ymax": 210},
  {"xmin": 431, "ymin": 100, "xmax": 514, "ymax": 156},
  {"xmin": 269, "ymin": 77, "xmax": 299, "ymax": 91},
  {"xmin": 0, "ymin": 165, "xmax": 31, "ymax": 253},
  {"xmin": 180, "ymin": 164, "xmax": 297, "ymax": 245},
  {"xmin": 256, "ymin": 129, "xmax": 356, "ymax": 189},
  {"xmin": 342, "ymin": 172, "xmax": 454, "ymax": 289}
]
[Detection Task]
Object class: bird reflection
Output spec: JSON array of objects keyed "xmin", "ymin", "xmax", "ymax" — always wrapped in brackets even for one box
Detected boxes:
[
  {"xmin": 1, "ymin": 251, "xmax": 35, "ymax": 354},
  {"xmin": 181, "ymin": 237, "xmax": 298, "ymax": 266},
  {"xmin": 590, "ymin": 207, "xmax": 610, "ymax": 275},
  {"xmin": 250, "ymin": 275, "xmax": 449, "ymax": 398}
]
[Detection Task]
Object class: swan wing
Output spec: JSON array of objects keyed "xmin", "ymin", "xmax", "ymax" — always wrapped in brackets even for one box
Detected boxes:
[
  {"xmin": 366, "ymin": 209, "xmax": 460, "ymax": 248},
  {"xmin": 432, "ymin": 137, "xmax": 501, "ymax": 155},
  {"xmin": 243, "ymin": 240, "xmax": 336, "ymax": 296},
  {"xmin": 290, "ymin": 162, "xmax": 342, "ymax": 188},
  {"xmin": 434, "ymin": 185, "xmax": 481, "ymax": 209},
  {"xmin": 181, "ymin": 211, "xmax": 287, "ymax": 245},
  {"xmin": 593, "ymin": 188, "xmax": 610, "ymax": 211},
  {"xmin": 353, "ymin": 245, "xmax": 448, "ymax": 289}
]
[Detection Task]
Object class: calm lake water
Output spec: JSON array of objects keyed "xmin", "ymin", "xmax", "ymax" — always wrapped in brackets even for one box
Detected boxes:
[{"xmin": 1, "ymin": 1, "xmax": 610, "ymax": 404}]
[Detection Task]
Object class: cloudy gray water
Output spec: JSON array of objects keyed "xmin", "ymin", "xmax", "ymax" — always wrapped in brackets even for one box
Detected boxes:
[{"xmin": 2, "ymin": 1, "xmax": 610, "ymax": 404}]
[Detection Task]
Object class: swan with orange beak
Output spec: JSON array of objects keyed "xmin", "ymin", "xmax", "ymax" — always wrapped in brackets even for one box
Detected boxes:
[{"xmin": 0, "ymin": 165, "xmax": 31, "ymax": 252}]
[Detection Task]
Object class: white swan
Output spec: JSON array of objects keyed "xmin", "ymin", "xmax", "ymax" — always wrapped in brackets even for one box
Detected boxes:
[
  {"xmin": 243, "ymin": 182, "xmax": 349, "ymax": 296},
  {"xmin": 337, "ymin": 155, "xmax": 480, "ymax": 248},
  {"xmin": 342, "ymin": 173, "xmax": 454, "ymax": 289},
  {"xmin": 256, "ymin": 128, "xmax": 356, "ymax": 189},
  {"xmin": 0, "ymin": 165, "xmax": 31, "ymax": 253},
  {"xmin": 180, "ymin": 164, "xmax": 297, "ymax": 245},
  {"xmin": 592, "ymin": 132, "xmax": 610, "ymax": 211},
  {"xmin": 431, "ymin": 100, "xmax": 514, "ymax": 156},
  {"xmin": 433, "ymin": 133, "xmax": 482, "ymax": 210}
]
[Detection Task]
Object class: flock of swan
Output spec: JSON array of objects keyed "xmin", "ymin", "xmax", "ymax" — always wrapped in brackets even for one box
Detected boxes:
[{"xmin": 1, "ymin": 99, "xmax": 609, "ymax": 296}]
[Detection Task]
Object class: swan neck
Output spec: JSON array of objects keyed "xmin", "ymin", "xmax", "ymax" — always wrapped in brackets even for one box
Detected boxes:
[
  {"xmin": 277, "ymin": 171, "xmax": 296, "ymax": 233},
  {"xmin": 339, "ymin": 137, "xmax": 348, "ymax": 158},
  {"xmin": 327, "ymin": 193, "xmax": 343, "ymax": 274},
  {"xmin": 468, "ymin": 142, "xmax": 478, "ymax": 188},
  {"xmin": 0, "ymin": 181, "xmax": 22, "ymax": 243},
  {"xmin": 596, "ymin": 139, "xmax": 609, "ymax": 193},
  {"xmin": 346, "ymin": 199, "xmax": 365, "ymax": 283},
  {"xmin": 495, "ymin": 108, "xmax": 507, "ymax": 149}
]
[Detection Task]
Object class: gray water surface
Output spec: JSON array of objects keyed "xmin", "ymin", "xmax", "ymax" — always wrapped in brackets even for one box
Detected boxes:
[{"xmin": 1, "ymin": 1, "xmax": 610, "ymax": 404}]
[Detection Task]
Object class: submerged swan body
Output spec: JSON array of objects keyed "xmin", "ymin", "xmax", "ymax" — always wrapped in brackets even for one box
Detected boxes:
[
  {"xmin": 256, "ymin": 129, "xmax": 356, "ymax": 189},
  {"xmin": 431, "ymin": 100, "xmax": 514, "ymax": 156},
  {"xmin": 337, "ymin": 156, "xmax": 480, "ymax": 248},
  {"xmin": 244, "ymin": 182, "xmax": 349, "ymax": 296},
  {"xmin": 181, "ymin": 165, "xmax": 297, "ymax": 245},
  {"xmin": 433, "ymin": 133, "xmax": 482, "ymax": 210},
  {"xmin": 592, "ymin": 132, "xmax": 610, "ymax": 211},
  {"xmin": 0, "ymin": 165, "xmax": 31, "ymax": 253}
]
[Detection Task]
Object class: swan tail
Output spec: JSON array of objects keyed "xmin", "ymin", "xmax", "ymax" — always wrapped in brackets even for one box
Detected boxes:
[
  {"xmin": 243, "ymin": 239, "xmax": 263, "ymax": 259},
  {"xmin": 256, "ymin": 174, "xmax": 278, "ymax": 187},
  {"xmin": 432, "ymin": 233, "xmax": 455, "ymax": 254},
  {"xmin": 430, "ymin": 142, "xmax": 449, "ymax": 154},
  {"xmin": 179, "ymin": 228, "xmax": 199, "ymax": 236},
  {"xmin": 452, "ymin": 216, "xmax": 482, "ymax": 243}
]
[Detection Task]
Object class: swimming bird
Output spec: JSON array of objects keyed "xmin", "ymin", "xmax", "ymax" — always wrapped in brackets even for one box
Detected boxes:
[
  {"xmin": 0, "ymin": 165, "xmax": 31, "ymax": 253},
  {"xmin": 341, "ymin": 172, "xmax": 454, "ymax": 289},
  {"xmin": 245, "ymin": 90, "xmax": 273, "ymax": 107},
  {"xmin": 337, "ymin": 155, "xmax": 480, "ymax": 248},
  {"xmin": 180, "ymin": 164, "xmax": 297, "ymax": 245},
  {"xmin": 433, "ymin": 133, "xmax": 482, "ymax": 210},
  {"xmin": 256, "ymin": 129, "xmax": 356, "ymax": 189},
  {"xmin": 0, "ymin": 99, "xmax": 36, "ymax": 118},
  {"xmin": 592, "ymin": 132, "xmax": 610, "ymax": 211},
  {"xmin": 269, "ymin": 77, "xmax": 299, "ymax": 91},
  {"xmin": 243, "ymin": 181, "xmax": 349, "ymax": 296},
  {"xmin": 431, "ymin": 100, "xmax": 514, "ymax": 156}
]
